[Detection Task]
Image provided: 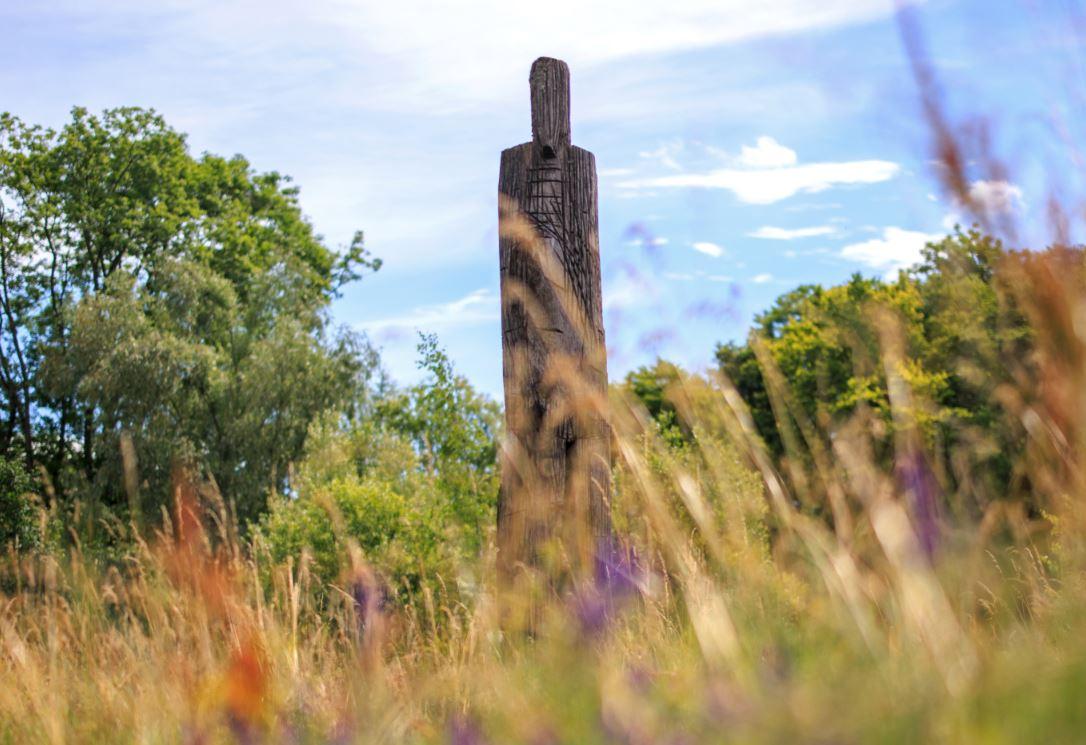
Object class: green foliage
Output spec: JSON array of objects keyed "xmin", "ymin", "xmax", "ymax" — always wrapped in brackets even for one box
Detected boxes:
[
  {"xmin": 0, "ymin": 455, "xmax": 41, "ymax": 550},
  {"xmin": 623, "ymin": 359, "xmax": 687, "ymax": 448},
  {"xmin": 258, "ymin": 336, "xmax": 499, "ymax": 600},
  {"xmin": 259, "ymin": 475, "xmax": 443, "ymax": 599},
  {"xmin": 716, "ymin": 229, "xmax": 1034, "ymax": 508},
  {"xmin": 374, "ymin": 334, "xmax": 501, "ymax": 548},
  {"xmin": 0, "ymin": 108, "xmax": 380, "ymax": 530}
]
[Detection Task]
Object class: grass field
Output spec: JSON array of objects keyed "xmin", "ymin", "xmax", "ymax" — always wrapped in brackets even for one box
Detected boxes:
[{"xmin": 4, "ymin": 247, "xmax": 1086, "ymax": 744}]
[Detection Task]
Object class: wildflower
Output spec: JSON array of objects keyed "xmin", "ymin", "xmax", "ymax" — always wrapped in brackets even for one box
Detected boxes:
[
  {"xmin": 896, "ymin": 449, "xmax": 941, "ymax": 559},
  {"xmin": 348, "ymin": 563, "xmax": 388, "ymax": 645},
  {"xmin": 447, "ymin": 712, "xmax": 488, "ymax": 745},
  {"xmin": 572, "ymin": 537, "xmax": 645, "ymax": 636}
]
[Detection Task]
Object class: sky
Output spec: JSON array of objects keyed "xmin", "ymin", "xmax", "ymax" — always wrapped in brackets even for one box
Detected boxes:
[{"xmin": 3, "ymin": 0, "xmax": 1085, "ymax": 399}]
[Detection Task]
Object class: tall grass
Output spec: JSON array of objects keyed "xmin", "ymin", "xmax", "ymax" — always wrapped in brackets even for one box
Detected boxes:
[
  {"xmin": 6, "ymin": 13, "xmax": 1086, "ymax": 740},
  {"xmin": 4, "ymin": 245, "xmax": 1086, "ymax": 744}
]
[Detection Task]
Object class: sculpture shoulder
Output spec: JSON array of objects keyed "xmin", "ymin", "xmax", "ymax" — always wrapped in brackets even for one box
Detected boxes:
[
  {"xmin": 571, "ymin": 145, "xmax": 595, "ymax": 164},
  {"xmin": 501, "ymin": 143, "xmax": 593, "ymax": 163},
  {"xmin": 500, "ymin": 143, "xmax": 533, "ymax": 165}
]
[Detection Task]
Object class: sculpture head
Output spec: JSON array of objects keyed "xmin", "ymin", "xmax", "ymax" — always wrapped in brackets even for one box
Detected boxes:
[{"xmin": 530, "ymin": 57, "xmax": 571, "ymax": 157}]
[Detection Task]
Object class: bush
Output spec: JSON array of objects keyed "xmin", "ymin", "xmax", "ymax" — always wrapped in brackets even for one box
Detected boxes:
[
  {"xmin": 0, "ymin": 456, "xmax": 42, "ymax": 551},
  {"xmin": 258, "ymin": 475, "xmax": 447, "ymax": 602}
]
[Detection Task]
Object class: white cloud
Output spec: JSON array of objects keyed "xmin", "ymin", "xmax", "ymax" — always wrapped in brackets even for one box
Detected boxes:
[
  {"xmin": 692, "ymin": 241, "xmax": 726, "ymax": 257},
  {"xmin": 966, "ymin": 179, "xmax": 1024, "ymax": 218},
  {"xmin": 604, "ymin": 273, "xmax": 661, "ymax": 312},
  {"xmin": 738, "ymin": 136, "xmax": 797, "ymax": 168},
  {"xmin": 626, "ymin": 235, "xmax": 669, "ymax": 247},
  {"xmin": 34, "ymin": 0, "xmax": 915, "ymax": 115},
  {"xmin": 639, "ymin": 140, "xmax": 685, "ymax": 171},
  {"xmin": 840, "ymin": 227, "xmax": 941, "ymax": 277},
  {"xmin": 706, "ymin": 274, "xmax": 734, "ymax": 282},
  {"xmin": 619, "ymin": 158, "xmax": 899, "ymax": 204},
  {"xmin": 356, "ymin": 288, "xmax": 498, "ymax": 333},
  {"xmin": 941, "ymin": 212, "xmax": 963, "ymax": 231},
  {"xmin": 749, "ymin": 225, "xmax": 835, "ymax": 240},
  {"xmin": 663, "ymin": 272, "xmax": 696, "ymax": 281},
  {"xmin": 308, "ymin": 0, "xmax": 916, "ymax": 109},
  {"xmin": 939, "ymin": 180, "xmax": 1023, "ymax": 230},
  {"xmin": 752, "ymin": 273, "xmax": 774, "ymax": 283},
  {"xmin": 618, "ymin": 136, "xmax": 897, "ymax": 204}
]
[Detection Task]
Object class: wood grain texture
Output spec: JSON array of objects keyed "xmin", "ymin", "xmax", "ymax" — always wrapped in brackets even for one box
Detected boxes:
[{"xmin": 497, "ymin": 57, "xmax": 611, "ymax": 586}]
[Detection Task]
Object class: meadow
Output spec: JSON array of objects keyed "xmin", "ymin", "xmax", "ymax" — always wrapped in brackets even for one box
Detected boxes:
[
  {"xmin": 4, "ymin": 232, "xmax": 1086, "ymax": 742},
  {"xmin": 4, "ymin": 26, "xmax": 1086, "ymax": 743}
]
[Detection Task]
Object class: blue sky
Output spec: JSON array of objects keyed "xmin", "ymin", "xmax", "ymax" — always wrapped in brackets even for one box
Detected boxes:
[{"xmin": 4, "ymin": 0, "xmax": 1084, "ymax": 399}]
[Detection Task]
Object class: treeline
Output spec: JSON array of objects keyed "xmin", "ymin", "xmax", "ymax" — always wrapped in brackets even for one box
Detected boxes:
[
  {"xmin": 648, "ymin": 228, "xmax": 1063, "ymax": 524},
  {"xmin": 2, "ymin": 107, "xmax": 1067, "ymax": 580},
  {"xmin": 0, "ymin": 109, "xmax": 500, "ymax": 582}
]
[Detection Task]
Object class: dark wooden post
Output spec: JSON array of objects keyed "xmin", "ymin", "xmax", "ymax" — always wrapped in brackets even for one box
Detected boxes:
[{"xmin": 497, "ymin": 57, "xmax": 611, "ymax": 590}]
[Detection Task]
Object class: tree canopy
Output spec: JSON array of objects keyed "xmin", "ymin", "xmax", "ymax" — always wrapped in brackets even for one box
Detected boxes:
[
  {"xmin": 715, "ymin": 228, "xmax": 1039, "ymax": 515},
  {"xmin": 0, "ymin": 107, "xmax": 380, "ymax": 527}
]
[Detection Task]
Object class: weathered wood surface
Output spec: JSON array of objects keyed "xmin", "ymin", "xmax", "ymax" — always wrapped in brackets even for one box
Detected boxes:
[{"xmin": 497, "ymin": 57, "xmax": 611, "ymax": 586}]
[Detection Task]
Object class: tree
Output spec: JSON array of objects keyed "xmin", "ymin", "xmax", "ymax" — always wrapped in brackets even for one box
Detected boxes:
[
  {"xmin": 714, "ymin": 228, "xmax": 1040, "ymax": 512},
  {"xmin": 0, "ymin": 107, "xmax": 379, "ymax": 528},
  {"xmin": 623, "ymin": 359, "xmax": 687, "ymax": 448},
  {"xmin": 374, "ymin": 334, "xmax": 502, "ymax": 548}
]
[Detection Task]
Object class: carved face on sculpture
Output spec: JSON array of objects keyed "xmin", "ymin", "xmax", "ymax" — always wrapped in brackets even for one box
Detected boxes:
[{"xmin": 530, "ymin": 57, "xmax": 571, "ymax": 156}]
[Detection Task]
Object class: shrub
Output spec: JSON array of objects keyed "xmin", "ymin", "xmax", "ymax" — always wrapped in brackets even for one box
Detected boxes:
[
  {"xmin": 258, "ymin": 475, "xmax": 447, "ymax": 602},
  {"xmin": 0, "ymin": 456, "xmax": 42, "ymax": 551}
]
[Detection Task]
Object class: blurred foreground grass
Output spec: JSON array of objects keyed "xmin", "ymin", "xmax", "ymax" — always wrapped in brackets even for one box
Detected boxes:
[{"xmin": 4, "ymin": 246, "xmax": 1086, "ymax": 744}]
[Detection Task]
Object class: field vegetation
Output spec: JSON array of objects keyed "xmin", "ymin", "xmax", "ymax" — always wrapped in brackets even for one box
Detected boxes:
[{"xmin": 3, "ymin": 61, "xmax": 1086, "ymax": 743}]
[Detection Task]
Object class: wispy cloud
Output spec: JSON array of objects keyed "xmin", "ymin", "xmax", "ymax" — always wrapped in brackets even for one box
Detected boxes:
[
  {"xmin": 942, "ymin": 179, "xmax": 1024, "ymax": 231},
  {"xmin": 692, "ymin": 241, "xmax": 726, "ymax": 257},
  {"xmin": 840, "ymin": 227, "xmax": 941, "ymax": 278},
  {"xmin": 301, "ymin": 0, "xmax": 917, "ymax": 109},
  {"xmin": 738, "ymin": 136, "xmax": 796, "ymax": 168},
  {"xmin": 356, "ymin": 288, "xmax": 498, "ymax": 334},
  {"xmin": 626, "ymin": 235, "xmax": 669, "ymax": 248},
  {"xmin": 639, "ymin": 140, "xmax": 685, "ymax": 171},
  {"xmin": 965, "ymin": 179, "xmax": 1024, "ymax": 217},
  {"xmin": 605, "ymin": 272, "xmax": 661, "ymax": 312},
  {"xmin": 752, "ymin": 273, "xmax": 774, "ymax": 284},
  {"xmin": 618, "ymin": 136, "xmax": 899, "ymax": 204},
  {"xmin": 599, "ymin": 167, "xmax": 636, "ymax": 177},
  {"xmin": 749, "ymin": 225, "xmax": 835, "ymax": 240},
  {"xmin": 620, "ymin": 158, "xmax": 899, "ymax": 204}
]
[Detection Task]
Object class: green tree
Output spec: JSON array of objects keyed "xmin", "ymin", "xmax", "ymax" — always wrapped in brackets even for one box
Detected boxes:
[
  {"xmin": 0, "ymin": 455, "xmax": 41, "ymax": 550},
  {"xmin": 623, "ymin": 359, "xmax": 687, "ymax": 448},
  {"xmin": 258, "ymin": 336, "xmax": 501, "ymax": 600},
  {"xmin": 374, "ymin": 335, "xmax": 501, "ymax": 549},
  {"xmin": 714, "ymin": 228, "xmax": 1038, "ymax": 510},
  {"xmin": 0, "ymin": 107, "xmax": 380, "ymax": 528}
]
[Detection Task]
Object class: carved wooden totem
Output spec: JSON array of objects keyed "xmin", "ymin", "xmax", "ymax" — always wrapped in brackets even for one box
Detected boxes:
[{"xmin": 497, "ymin": 57, "xmax": 611, "ymax": 586}]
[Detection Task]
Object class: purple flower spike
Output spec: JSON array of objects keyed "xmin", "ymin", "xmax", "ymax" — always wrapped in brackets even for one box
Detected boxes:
[
  {"xmin": 573, "ymin": 537, "xmax": 646, "ymax": 636},
  {"xmin": 349, "ymin": 565, "xmax": 389, "ymax": 643},
  {"xmin": 448, "ymin": 713, "xmax": 488, "ymax": 745},
  {"xmin": 896, "ymin": 449, "xmax": 942, "ymax": 560}
]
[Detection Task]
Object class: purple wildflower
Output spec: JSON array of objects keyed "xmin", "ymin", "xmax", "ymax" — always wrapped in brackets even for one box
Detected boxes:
[
  {"xmin": 896, "ymin": 449, "xmax": 942, "ymax": 559},
  {"xmin": 447, "ymin": 713, "xmax": 488, "ymax": 745},
  {"xmin": 224, "ymin": 712, "xmax": 255, "ymax": 745},
  {"xmin": 348, "ymin": 565, "xmax": 389, "ymax": 643},
  {"xmin": 572, "ymin": 537, "xmax": 645, "ymax": 636}
]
